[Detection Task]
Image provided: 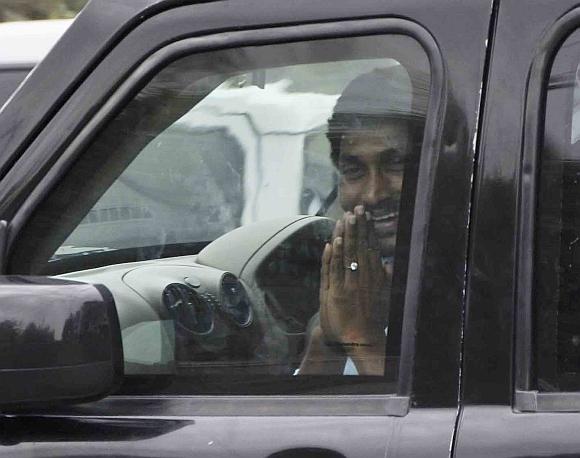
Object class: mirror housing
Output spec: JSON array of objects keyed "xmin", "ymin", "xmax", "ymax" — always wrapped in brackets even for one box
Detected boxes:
[{"xmin": 0, "ymin": 276, "xmax": 123, "ymax": 410}]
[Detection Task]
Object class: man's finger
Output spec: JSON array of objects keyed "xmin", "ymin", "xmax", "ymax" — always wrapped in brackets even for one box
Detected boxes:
[
  {"xmin": 320, "ymin": 242, "xmax": 331, "ymax": 302},
  {"xmin": 367, "ymin": 217, "xmax": 380, "ymax": 252},
  {"xmin": 330, "ymin": 236, "xmax": 344, "ymax": 287},
  {"xmin": 332, "ymin": 218, "xmax": 344, "ymax": 241},
  {"xmin": 354, "ymin": 205, "xmax": 371, "ymax": 281},
  {"xmin": 343, "ymin": 212, "xmax": 357, "ymax": 286},
  {"xmin": 343, "ymin": 212, "xmax": 356, "ymax": 259},
  {"xmin": 329, "ymin": 219, "xmax": 344, "ymax": 289},
  {"xmin": 367, "ymin": 221, "xmax": 383, "ymax": 271},
  {"xmin": 355, "ymin": 205, "xmax": 368, "ymax": 254}
]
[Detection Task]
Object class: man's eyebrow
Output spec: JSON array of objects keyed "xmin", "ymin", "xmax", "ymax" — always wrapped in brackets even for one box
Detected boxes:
[
  {"xmin": 378, "ymin": 147, "xmax": 407, "ymax": 161},
  {"xmin": 338, "ymin": 154, "xmax": 363, "ymax": 165},
  {"xmin": 380, "ymin": 147, "xmax": 405, "ymax": 156}
]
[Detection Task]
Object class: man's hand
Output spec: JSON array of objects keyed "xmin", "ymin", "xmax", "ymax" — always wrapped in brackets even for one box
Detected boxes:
[
  {"xmin": 297, "ymin": 320, "xmax": 347, "ymax": 375},
  {"xmin": 319, "ymin": 205, "xmax": 390, "ymax": 372}
]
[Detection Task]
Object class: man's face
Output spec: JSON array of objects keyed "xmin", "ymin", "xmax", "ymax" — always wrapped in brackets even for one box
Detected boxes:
[{"xmin": 337, "ymin": 119, "xmax": 409, "ymax": 258}]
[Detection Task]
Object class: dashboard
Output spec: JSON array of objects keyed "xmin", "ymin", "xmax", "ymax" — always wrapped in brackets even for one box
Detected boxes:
[{"xmin": 58, "ymin": 215, "xmax": 334, "ymax": 376}]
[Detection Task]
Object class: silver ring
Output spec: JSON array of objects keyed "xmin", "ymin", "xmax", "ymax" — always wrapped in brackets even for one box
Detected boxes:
[{"xmin": 346, "ymin": 261, "xmax": 359, "ymax": 271}]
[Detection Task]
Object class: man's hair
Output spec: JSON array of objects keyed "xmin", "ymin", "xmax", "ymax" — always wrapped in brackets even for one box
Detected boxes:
[{"xmin": 327, "ymin": 67, "xmax": 427, "ymax": 166}]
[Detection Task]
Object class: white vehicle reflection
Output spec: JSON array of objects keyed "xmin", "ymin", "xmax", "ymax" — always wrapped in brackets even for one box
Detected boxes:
[{"xmin": 60, "ymin": 78, "xmax": 339, "ymax": 255}]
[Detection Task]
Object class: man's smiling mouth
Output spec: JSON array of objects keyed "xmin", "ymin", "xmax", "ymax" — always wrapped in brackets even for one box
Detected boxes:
[
  {"xmin": 370, "ymin": 212, "xmax": 398, "ymax": 223},
  {"xmin": 368, "ymin": 211, "xmax": 399, "ymax": 236}
]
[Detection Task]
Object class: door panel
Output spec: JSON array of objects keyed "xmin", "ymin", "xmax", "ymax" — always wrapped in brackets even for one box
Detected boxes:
[
  {"xmin": 3, "ymin": 416, "xmax": 393, "ymax": 458},
  {"xmin": 458, "ymin": 407, "xmax": 580, "ymax": 458},
  {"xmin": 3, "ymin": 410, "xmax": 459, "ymax": 458}
]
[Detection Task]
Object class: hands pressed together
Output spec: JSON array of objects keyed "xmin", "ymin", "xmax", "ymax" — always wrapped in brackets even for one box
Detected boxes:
[{"xmin": 300, "ymin": 204, "xmax": 391, "ymax": 375}]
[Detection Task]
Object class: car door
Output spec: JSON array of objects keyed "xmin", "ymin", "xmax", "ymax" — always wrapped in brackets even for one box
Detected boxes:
[
  {"xmin": 0, "ymin": 1, "xmax": 491, "ymax": 457},
  {"xmin": 456, "ymin": 0, "xmax": 580, "ymax": 456}
]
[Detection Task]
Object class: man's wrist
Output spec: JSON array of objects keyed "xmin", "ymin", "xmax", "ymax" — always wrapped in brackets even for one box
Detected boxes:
[
  {"xmin": 349, "ymin": 343, "xmax": 386, "ymax": 375},
  {"xmin": 324, "ymin": 340, "xmax": 374, "ymax": 348},
  {"xmin": 334, "ymin": 328, "xmax": 386, "ymax": 347}
]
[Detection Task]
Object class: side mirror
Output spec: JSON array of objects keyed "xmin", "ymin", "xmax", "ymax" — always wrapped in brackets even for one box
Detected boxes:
[{"xmin": 0, "ymin": 276, "xmax": 123, "ymax": 410}]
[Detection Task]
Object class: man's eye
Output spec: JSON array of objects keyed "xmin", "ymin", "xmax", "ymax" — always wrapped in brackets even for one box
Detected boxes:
[
  {"xmin": 340, "ymin": 165, "xmax": 365, "ymax": 179},
  {"xmin": 384, "ymin": 155, "xmax": 405, "ymax": 172}
]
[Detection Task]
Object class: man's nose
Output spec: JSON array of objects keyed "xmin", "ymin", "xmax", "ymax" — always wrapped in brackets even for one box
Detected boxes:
[{"xmin": 362, "ymin": 171, "xmax": 390, "ymax": 206}]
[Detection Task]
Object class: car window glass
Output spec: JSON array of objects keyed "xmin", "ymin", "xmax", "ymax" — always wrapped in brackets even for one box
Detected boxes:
[
  {"xmin": 11, "ymin": 35, "xmax": 431, "ymax": 395},
  {"xmin": 536, "ymin": 29, "xmax": 580, "ymax": 391}
]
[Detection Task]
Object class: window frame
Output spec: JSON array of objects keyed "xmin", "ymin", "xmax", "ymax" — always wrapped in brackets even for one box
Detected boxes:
[
  {"xmin": 516, "ymin": 6, "xmax": 580, "ymax": 412},
  {"xmin": 5, "ymin": 18, "xmax": 444, "ymax": 416}
]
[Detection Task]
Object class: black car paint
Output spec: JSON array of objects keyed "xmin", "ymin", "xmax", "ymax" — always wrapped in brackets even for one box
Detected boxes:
[
  {"xmin": 0, "ymin": 64, "xmax": 33, "ymax": 108},
  {"xmin": 0, "ymin": 276, "xmax": 123, "ymax": 408},
  {"xmin": 0, "ymin": 416, "xmax": 193, "ymax": 444},
  {"xmin": 2, "ymin": 0, "xmax": 570, "ymax": 456},
  {"xmin": 4, "ymin": 0, "xmax": 489, "ymax": 450},
  {"xmin": 455, "ymin": 0, "xmax": 580, "ymax": 456}
]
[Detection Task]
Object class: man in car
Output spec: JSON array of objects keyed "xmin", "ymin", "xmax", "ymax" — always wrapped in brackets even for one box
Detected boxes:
[{"xmin": 299, "ymin": 67, "xmax": 425, "ymax": 375}]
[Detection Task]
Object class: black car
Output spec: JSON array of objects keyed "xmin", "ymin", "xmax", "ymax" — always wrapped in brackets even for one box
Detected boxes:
[{"xmin": 1, "ymin": 0, "xmax": 579, "ymax": 457}]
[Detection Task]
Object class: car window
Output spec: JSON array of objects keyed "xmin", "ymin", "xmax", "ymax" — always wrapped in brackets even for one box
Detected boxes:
[
  {"xmin": 536, "ymin": 29, "xmax": 580, "ymax": 391},
  {"xmin": 10, "ymin": 34, "xmax": 431, "ymax": 395}
]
